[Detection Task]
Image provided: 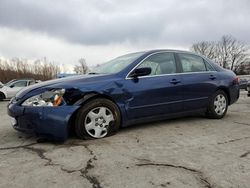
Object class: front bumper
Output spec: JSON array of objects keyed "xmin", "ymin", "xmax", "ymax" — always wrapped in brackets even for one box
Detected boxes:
[{"xmin": 8, "ymin": 102, "xmax": 80, "ymax": 140}]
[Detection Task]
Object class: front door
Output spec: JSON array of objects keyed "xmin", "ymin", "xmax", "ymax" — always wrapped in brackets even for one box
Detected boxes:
[{"xmin": 124, "ymin": 52, "xmax": 183, "ymax": 119}]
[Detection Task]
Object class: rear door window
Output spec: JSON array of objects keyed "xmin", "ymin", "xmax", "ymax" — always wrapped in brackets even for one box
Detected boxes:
[{"xmin": 178, "ymin": 53, "xmax": 207, "ymax": 73}]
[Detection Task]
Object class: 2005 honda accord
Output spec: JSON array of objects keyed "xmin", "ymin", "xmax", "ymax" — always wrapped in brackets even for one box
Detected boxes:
[{"xmin": 8, "ymin": 50, "xmax": 240, "ymax": 140}]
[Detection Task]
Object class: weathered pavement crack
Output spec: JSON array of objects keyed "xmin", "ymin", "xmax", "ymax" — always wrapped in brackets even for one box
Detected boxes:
[
  {"xmin": 233, "ymin": 121, "xmax": 250, "ymax": 126},
  {"xmin": 136, "ymin": 160, "xmax": 212, "ymax": 188},
  {"xmin": 240, "ymin": 151, "xmax": 250, "ymax": 158},
  {"xmin": 0, "ymin": 142, "xmax": 62, "ymax": 166},
  {"xmin": 0, "ymin": 143, "xmax": 38, "ymax": 150},
  {"xmin": 80, "ymin": 145, "xmax": 102, "ymax": 188},
  {"xmin": 23, "ymin": 146, "xmax": 54, "ymax": 165},
  {"xmin": 217, "ymin": 136, "xmax": 250, "ymax": 145},
  {"xmin": 25, "ymin": 144, "xmax": 102, "ymax": 188},
  {"xmin": 50, "ymin": 144, "xmax": 102, "ymax": 188},
  {"xmin": 0, "ymin": 143, "xmax": 102, "ymax": 188}
]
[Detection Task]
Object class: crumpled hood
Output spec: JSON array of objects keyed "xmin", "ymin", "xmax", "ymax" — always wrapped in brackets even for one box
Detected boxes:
[{"xmin": 15, "ymin": 74, "xmax": 112, "ymax": 99}]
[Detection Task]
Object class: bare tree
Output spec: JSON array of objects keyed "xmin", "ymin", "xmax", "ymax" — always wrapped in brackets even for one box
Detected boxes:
[
  {"xmin": 74, "ymin": 58, "xmax": 89, "ymax": 74},
  {"xmin": 191, "ymin": 35, "xmax": 249, "ymax": 72},
  {"xmin": 235, "ymin": 59, "xmax": 250, "ymax": 75},
  {"xmin": 226, "ymin": 36, "xmax": 248, "ymax": 71},
  {"xmin": 190, "ymin": 41, "xmax": 217, "ymax": 60}
]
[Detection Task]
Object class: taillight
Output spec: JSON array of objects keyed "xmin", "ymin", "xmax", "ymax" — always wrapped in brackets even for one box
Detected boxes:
[{"xmin": 233, "ymin": 76, "xmax": 240, "ymax": 85}]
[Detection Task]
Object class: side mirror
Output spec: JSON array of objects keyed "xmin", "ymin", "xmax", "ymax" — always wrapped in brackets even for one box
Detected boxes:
[
  {"xmin": 9, "ymin": 85, "xmax": 14, "ymax": 88},
  {"xmin": 129, "ymin": 67, "xmax": 151, "ymax": 78}
]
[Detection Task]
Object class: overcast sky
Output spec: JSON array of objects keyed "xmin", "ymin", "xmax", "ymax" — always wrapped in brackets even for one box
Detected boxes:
[{"xmin": 0, "ymin": 0, "xmax": 249, "ymax": 67}]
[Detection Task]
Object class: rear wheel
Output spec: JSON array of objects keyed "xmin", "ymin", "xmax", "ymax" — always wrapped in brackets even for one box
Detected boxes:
[
  {"xmin": 75, "ymin": 98, "xmax": 121, "ymax": 139},
  {"xmin": 206, "ymin": 90, "xmax": 228, "ymax": 119}
]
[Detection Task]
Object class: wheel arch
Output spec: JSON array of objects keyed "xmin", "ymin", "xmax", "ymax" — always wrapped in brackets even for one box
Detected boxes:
[
  {"xmin": 216, "ymin": 87, "xmax": 231, "ymax": 105},
  {"xmin": 74, "ymin": 92, "xmax": 119, "ymax": 107},
  {"xmin": 0, "ymin": 91, "xmax": 6, "ymax": 100},
  {"xmin": 68, "ymin": 92, "xmax": 124, "ymax": 135}
]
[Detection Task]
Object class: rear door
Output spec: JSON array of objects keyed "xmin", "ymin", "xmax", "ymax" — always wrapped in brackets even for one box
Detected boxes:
[
  {"xmin": 176, "ymin": 53, "xmax": 218, "ymax": 111},
  {"xmin": 124, "ymin": 52, "xmax": 183, "ymax": 119}
]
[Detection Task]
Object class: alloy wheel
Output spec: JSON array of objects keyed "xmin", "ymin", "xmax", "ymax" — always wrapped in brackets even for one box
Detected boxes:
[
  {"xmin": 214, "ymin": 94, "xmax": 227, "ymax": 116},
  {"xmin": 84, "ymin": 106, "xmax": 114, "ymax": 138}
]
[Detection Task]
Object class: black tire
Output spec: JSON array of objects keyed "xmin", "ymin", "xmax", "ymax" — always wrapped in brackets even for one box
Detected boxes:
[
  {"xmin": 206, "ymin": 90, "xmax": 228, "ymax": 119},
  {"xmin": 75, "ymin": 98, "xmax": 121, "ymax": 139},
  {"xmin": 0, "ymin": 92, "xmax": 5, "ymax": 101}
]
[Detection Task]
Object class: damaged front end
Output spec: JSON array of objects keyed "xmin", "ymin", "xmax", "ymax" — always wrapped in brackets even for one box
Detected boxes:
[{"xmin": 7, "ymin": 87, "xmax": 94, "ymax": 141}]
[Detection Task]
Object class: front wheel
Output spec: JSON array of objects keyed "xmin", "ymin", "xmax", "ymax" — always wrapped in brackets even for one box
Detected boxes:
[
  {"xmin": 75, "ymin": 98, "xmax": 121, "ymax": 139},
  {"xmin": 0, "ymin": 92, "xmax": 5, "ymax": 101},
  {"xmin": 206, "ymin": 90, "xmax": 228, "ymax": 119}
]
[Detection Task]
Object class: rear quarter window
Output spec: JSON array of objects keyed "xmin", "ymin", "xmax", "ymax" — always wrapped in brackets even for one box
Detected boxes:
[
  {"xmin": 204, "ymin": 60, "xmax": 215, "ymax": 71},
  {"xmin": 28, "ymin": 80, "xmax": 36, "ymax": 85}
]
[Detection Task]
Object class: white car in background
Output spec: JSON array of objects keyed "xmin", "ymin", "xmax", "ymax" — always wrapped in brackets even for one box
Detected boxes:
[{"xmin": 0, "ymin": 79, "xmax": 40, "ymax": 100}]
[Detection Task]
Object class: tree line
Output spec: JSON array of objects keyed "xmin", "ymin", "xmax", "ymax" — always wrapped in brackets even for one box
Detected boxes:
[
  {"xmin": 0, "ymin": 57, "xmax": 60, "ymax": 83},
  {"xmin": 190, "ymin": 35, "xmax": 250, "ymax": 75}
]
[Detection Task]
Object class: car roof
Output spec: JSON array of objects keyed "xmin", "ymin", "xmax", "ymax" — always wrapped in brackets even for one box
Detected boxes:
[
  {"xmin": 143, "ymin": 49, "xmax": 218, "ymax": 63},
  {"xmin": 144, "ymin": 49, "xmax": 204, "ymax": 56}
]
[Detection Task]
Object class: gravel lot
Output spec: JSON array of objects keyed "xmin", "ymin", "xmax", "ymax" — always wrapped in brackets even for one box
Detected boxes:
[{"xmin": 0, "ymin": 91, "xmax": 249, "ymax": 188}]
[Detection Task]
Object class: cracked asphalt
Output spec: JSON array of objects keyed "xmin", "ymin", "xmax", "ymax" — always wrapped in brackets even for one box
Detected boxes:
[{"xmin": 0, "ymin": 91, "xmax": 250, "ymax": 188}]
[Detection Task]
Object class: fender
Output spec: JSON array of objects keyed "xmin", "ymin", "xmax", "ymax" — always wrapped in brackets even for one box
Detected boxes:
[
  {"xmin": 73, "ymin": 91, "xmax": 128, "ymax": 127},
  {"xmin": 73, "ymin": 92, "xmax": 99, "ymax": 105}
]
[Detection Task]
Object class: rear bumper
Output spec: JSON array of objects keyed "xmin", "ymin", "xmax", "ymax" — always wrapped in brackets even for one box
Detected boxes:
[
  {"xmin": 229, "ymin": 85, "xmax": 240, "ymax": 105},
  {"xmin": 8, "ymin": 103, "xmax": 80, "ymax": 140}
]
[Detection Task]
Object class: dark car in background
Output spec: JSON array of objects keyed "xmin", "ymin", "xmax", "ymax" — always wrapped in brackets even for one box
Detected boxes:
[
  {"xmin": 8, "ymin": 50, "xmax": 240, "ymax": 141},
  {"xmin": 239, "ymin": 78, "xmax": 248, "ymax": 90},
  {"xmin": 247, "ymin": 81, "xmax": 250, "ymax": 96}
]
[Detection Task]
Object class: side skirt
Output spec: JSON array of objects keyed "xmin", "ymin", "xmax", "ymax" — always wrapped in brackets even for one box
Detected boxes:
[{"xmin": 122, "ymin": 108, "xmax": 207, "ymax": 127}]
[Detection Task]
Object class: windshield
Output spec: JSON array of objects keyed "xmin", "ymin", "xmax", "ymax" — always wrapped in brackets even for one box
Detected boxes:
[
  {"xmin": 5, "ymin": 79, "xmax": 16, "ymax": 87},
  {"xmin": 90, "ymin": 52, "xmax": 144, "ymax": 74}
]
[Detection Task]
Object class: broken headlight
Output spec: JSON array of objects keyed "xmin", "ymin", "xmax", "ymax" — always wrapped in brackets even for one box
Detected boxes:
[{"xmin": 22, "ymin": 89, "xmax": 65, "ymax": 107}]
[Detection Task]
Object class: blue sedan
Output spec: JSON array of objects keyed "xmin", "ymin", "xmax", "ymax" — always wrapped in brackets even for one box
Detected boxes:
[{"xmin": 8, "ymin": 50, "xmax": 240, "ymax": 140}]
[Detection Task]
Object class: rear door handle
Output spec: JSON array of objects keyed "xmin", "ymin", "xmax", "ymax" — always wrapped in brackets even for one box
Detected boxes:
[
  {"xmin": 209, "ymin": 75, "xmax": 216, "ymax": 80},
  {"xmin": 170, "ymin": 79, "xmax": 181, "ymax": 84}
]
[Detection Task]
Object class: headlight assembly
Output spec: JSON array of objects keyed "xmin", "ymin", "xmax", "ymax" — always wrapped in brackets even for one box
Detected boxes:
[{"xmin": 22, "ymin": 89, "xmax": 65, "ymax": 107}]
